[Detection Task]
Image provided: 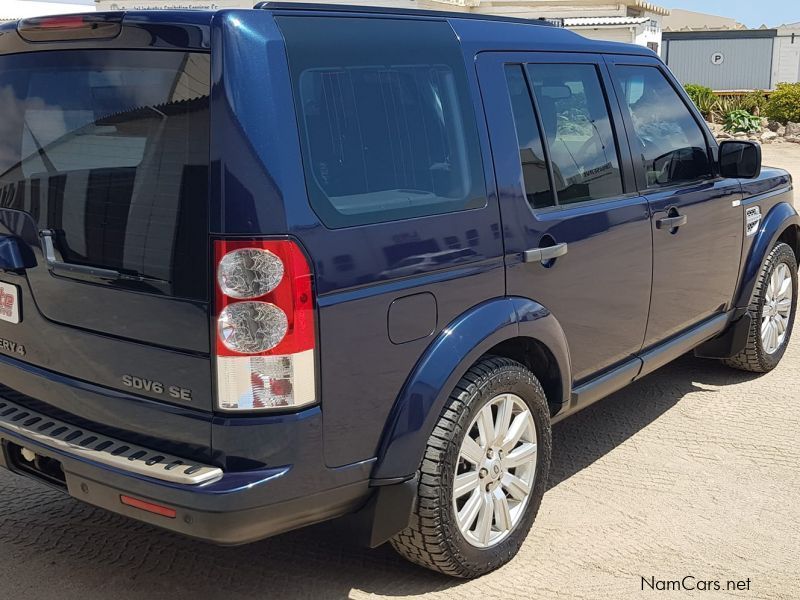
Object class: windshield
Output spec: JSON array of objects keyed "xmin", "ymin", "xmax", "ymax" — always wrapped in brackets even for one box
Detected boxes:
[{"xmin": 0, "ymin": 50, "xmax": 210, "ymax": 300}]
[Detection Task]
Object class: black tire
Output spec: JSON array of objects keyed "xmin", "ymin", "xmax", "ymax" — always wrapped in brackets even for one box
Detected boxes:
[
  {"xmin": 390, "ymin": 357, "xmax": 552, "ymax": 578},
  {"xmin": 724, "ymin": 242, "xmax": 798, "ymax": 372}
]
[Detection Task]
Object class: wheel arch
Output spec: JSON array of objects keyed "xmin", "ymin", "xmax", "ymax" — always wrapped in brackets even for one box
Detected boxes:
[
  {"xmin": 370, "ymin": 296, "xmax": 570, "ymax": 482},
  {"xmin": 777, "ymin": 223, "xmax": 800, "ymax": 265},
  {"xmin": 481, "ymin": 336, "xmax": 563, "ymax": 417},
  {"xmin": 735, "ymin": 202, "xmax": 800, "ymax": 309}
]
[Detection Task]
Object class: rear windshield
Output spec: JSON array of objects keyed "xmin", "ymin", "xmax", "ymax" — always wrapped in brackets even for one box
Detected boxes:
[{"xmin": 0, "ymin": 50, "xmax": 210, "ymax": 300}]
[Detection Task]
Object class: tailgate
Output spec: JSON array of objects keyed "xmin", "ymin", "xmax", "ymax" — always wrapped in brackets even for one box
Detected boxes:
[{"xmin": 0, "ymin": 16, "xmax": 214, "ymax": 425}]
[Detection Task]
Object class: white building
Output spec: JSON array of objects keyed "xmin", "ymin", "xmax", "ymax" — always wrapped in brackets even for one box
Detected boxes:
[
  {"xmin": 92, "ymin": 0, "xmax": 669, "ymax": 51},
  {"xmin": 563, "ymin": 14, "xmax": 662, "ymax": 50},
  {"xmin": 1, "ymin": 1, "xmax": 95, "ymax": 21},
  {"xmin": 772, "ymin": 23, "xmax": 800, "ymax": 85}
]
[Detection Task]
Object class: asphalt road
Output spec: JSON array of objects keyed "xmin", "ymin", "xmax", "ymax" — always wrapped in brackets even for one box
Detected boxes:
[{"xmin": 1, "ymin": 145, "xmax": 798, "ymax": 600}]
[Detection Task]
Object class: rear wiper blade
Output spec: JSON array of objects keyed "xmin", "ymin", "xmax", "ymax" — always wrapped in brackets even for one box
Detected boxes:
[
  {"xmin": 23, "ymin": 121, "xmax": 58, "ymax": 175},
  {"xmin": 39, "ymin": 229, "xmax": 170, "ymax": 285}
]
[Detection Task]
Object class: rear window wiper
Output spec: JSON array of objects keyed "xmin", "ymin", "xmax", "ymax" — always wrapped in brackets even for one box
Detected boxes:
[
  {"xmin": 23, "ymin": 121, "xmax": 58, "ymax": 175},
  {"xmin": 39, "ymin": 229, "xmax": 170, "ymax": 285}
]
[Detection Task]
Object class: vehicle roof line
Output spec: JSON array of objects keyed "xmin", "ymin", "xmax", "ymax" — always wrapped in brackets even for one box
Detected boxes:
[{"xmin": 254, "ymin": 2, "xmax": 557, "ymax": 27}]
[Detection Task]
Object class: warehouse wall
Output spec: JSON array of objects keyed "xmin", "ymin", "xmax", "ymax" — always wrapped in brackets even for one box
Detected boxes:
[
  {"xmin": 773, "ymin": 33, "xmax": 800, "ymax": 84},
  {"xmin": 665, "ymin": 36, "xmax": 774, "ymax": 90}
]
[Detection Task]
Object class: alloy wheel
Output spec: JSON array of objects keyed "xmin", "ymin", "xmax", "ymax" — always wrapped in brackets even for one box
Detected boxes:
[
  {"xmin": 453, "ymin": 393, "xmax": 538, "ymax": 548},
  {"xmin": 761, "ymin": 262, "xmax": 794, "ymax": 355}
]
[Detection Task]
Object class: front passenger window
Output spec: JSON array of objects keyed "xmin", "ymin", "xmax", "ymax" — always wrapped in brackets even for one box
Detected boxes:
[{"xmin": 615, "ymin": 65, "xmax": 712, "ymax": 187}]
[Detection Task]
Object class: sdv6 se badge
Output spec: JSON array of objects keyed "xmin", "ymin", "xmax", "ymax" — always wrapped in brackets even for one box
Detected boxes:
[{"xmin": 122, "ymin": 374, "xmax": 193, "ymax": 402}]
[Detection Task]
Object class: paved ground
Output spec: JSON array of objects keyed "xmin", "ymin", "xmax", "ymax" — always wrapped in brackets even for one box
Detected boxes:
[
  {"xmin": 763, "ymin": 143, "xmax": 800, "ymax": 181},
  {"xmin": 1, "ymin": 146, "xmax": 799, "ymax": 600}
]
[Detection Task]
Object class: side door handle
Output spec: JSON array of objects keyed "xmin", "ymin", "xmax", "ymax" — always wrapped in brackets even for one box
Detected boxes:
[
  {"xmin": 523, "ymin": 242, "xmax": 568, "ymax": 263},
  {"xmin": 656, "ymin": 214, "xmax": 688, "ymax": 231}
]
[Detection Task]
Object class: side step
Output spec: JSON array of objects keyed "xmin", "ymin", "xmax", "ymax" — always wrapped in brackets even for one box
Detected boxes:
[{"xmin": 0, "ymin": 398, "xmax": 222, "ymax": 485}]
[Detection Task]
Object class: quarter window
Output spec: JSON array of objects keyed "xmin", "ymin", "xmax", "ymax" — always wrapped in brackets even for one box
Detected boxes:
[
  {"xmin": 277, "ymin": 17, "xmax": 486, "ymax": 228},
  {"xmin": 527, "ymin": 63, "xmax": 624, "ymax": 205},
  {"xmin": 615, "ymin": 65, "xmax": 712, "ymax": 187}
]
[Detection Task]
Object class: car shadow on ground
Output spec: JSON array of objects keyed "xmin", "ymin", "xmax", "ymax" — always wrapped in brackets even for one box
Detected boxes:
[
  {"xmin": 0, "ymin": 354, "xmax": 767, "ymax": 600},
  {"xmin": 547, "ymin": 353, "xmax": 766, "ymax": 489}
]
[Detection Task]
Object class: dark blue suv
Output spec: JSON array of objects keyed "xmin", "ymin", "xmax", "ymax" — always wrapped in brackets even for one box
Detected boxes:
[{"xmin": 0, "ymin": 3, "xmax": 797, "ymax": 578}]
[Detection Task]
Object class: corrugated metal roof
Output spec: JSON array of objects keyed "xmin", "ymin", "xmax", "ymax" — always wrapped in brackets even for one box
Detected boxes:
[
  {"xmin": 631, "ymin": 0, "xmax": 670, "ymax": 16},
  {"xmin": 565, "ymin": 16, "xmax": 650, "ymax": 27}
]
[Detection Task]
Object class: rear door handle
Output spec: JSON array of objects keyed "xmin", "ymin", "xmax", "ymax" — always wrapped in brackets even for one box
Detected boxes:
[
  {"xmin": 523, "ymin": 242, "xmax": 568, "ymax": 263},
  {"xmin": 656, "ymin": 214, "xmax": 688, "ymax": 230},
  {"xmin": 39, "ymin": 229, "xmax": 167, "ymax": 285}
]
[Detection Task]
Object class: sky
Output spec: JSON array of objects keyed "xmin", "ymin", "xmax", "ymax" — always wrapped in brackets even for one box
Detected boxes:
[{"xmin": 35, "ymin": 0, "xmax": 800, "ymax": 28}]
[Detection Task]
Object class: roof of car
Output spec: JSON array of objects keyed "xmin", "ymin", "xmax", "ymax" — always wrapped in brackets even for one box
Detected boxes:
[
  {"xmin": 255, "ymin": 2, "xmax": 558, "ymax": 27},
  {"xmin": 0, "ymin": 4, "xmax": 656, "ymax": 59},
  {"xmin": 256, "ymin": 2, "xmax": 656, "ymax": 57}
]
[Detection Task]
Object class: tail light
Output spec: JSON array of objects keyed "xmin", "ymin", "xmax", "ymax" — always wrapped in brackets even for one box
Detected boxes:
[
  {"xmin": 214, "ymin": 239, "xmax": 315, "ymax": 412},
  {"xmin": 17, "ymin": 13, "xmax": 123, "ymax": 42}
]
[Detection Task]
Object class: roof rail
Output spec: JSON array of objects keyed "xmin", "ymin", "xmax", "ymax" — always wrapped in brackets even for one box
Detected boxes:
[{"xmin": 254, "ymin": 2, "xmax": 556, "ymax": 27}]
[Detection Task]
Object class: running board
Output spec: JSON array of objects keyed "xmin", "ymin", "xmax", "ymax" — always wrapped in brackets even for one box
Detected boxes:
[
  {"xmin": 553, "ymin": 312, "xmax": 731, "ymax": 424},
  {"xmin": 637, "ymin": 313, "xmax": 730, "ymax": 379}
]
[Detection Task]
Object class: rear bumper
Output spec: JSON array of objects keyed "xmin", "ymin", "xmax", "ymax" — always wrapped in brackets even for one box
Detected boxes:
[
  {"xmin": 0, "ymin": 355, "xmax": 376, "ymax": 544},
  {"xmin": 0, "ymin": 352, "xmax": 375, "ymax": 543},
  {"xmin": 0, "ymin": 419, "xmax": 371, "ymax": 544}
]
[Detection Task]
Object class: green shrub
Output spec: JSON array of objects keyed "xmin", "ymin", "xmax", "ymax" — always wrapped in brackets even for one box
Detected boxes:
[
  {"xmin": 765, "ymin": 83, "xmax": 800, "ymax": 123},
  {"xmin": 723, "ymin": 109, "xmax": 761, "ymax": 133},
  {"xmin": 741, "ymin": 90, "xmax": 768, "ymax": 116},
  {"xmin": 684, "ymin": 84, "xmax": 716, "ymax": 119}
]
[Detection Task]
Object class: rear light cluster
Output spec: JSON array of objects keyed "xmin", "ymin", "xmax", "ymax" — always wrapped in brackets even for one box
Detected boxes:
[{"xmin": 214, "ymin": 240, "xmax": 316, "ymax": 412}]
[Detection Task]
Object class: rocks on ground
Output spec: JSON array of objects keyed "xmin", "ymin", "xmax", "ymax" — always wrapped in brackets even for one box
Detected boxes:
[{"xmin": 708, "ymin": 120, "xmax": 800, "ymax": 144}]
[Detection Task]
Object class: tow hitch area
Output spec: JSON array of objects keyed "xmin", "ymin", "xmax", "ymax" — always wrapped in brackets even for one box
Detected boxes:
[{"xmin": 3, "ymin": 442, "xmax": 66, "ymax": 488}]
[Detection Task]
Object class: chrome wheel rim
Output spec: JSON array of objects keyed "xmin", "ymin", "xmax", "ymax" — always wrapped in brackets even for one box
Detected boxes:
[
  {"xmin": 453, "ymin": 393, "xmax": 537, "ymax": 548},
  {"xmin": 762, "ymin": 262, "xmax": 794, "ymax": 355}
]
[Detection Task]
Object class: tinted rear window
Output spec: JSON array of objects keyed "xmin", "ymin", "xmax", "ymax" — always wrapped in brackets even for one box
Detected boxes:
[
  {"xmin": 277, "ymin": 17, "xmax": 486, "ymax": 228},
  {"xmin": 0, "ymin": 51, "xmax": 210, "ymax": 300}
]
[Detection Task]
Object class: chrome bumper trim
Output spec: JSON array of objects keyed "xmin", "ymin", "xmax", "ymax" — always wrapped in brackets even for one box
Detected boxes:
[{"xmin": 0, "ymin": 398, "xmax": 222, "ymax": 485}]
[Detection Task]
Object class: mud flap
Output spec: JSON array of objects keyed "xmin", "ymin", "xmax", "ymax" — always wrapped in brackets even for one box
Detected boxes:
[
  {"xmin": 694, "ymin": 313, "xmax": 752, "ymax": 359},
  {"xmin": 348, "ymin": 474, "xmax": 419, "ymax": 548}
]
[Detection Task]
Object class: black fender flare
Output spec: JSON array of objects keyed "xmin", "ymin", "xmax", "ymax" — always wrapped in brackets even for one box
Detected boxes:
[
  {"xmin": 735, "ymin": 201, "xmax": 800, "ymax": 309},
  {"xmin": 370, "ymin": 296, "xmax": 570, "ymax": 483}
]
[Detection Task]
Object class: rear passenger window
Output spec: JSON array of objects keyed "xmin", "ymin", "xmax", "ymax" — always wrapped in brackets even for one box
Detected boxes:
[
  {"xmin": 504, "ymin": 65, "xmax": 554, "ymax": 210},
  {"xmin": 615, "ymin": 66, "xmax": 712, "ymax": 187},
  {"xmin": 527, "ymin": 64, "xmax": 624, "ymax": 205},
  {"xmin": 277, "ymin": 17, "xmax": 486, "ymax": 228}
]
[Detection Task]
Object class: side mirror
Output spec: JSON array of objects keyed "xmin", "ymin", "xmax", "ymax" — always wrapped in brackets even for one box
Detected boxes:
[{"xmin": 719, "ymin": 140, "xmax": 761, "ymax": 179}]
